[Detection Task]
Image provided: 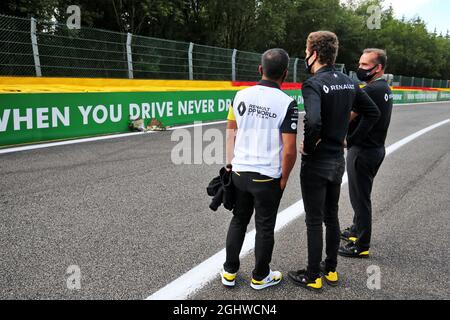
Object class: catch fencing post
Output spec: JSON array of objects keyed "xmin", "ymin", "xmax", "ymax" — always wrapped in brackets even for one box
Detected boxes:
[
  {"xmin": 293, "ymin": 58, "xmax": 299, "ymax": 83},
  {"xmin": 30, "ymin": 17, "xmax": 42, "ymax": 77},
  {"xmin": 188, "ymin": 42, "xmax": 194, "ymax": 80},
  {"xmin": 126, "ymin": 33, "xmax": 134, "ymax": 79},
  {"xmin": 232, "ymin": 49, "xmax": 237, "ymax": 81}
]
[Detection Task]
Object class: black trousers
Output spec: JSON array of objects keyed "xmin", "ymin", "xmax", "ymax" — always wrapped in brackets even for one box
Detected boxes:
[
  {"xmin": 224, "ymin": 172, "xmax": 283, "ymax": 281},
  {"xmin": 300, "ymin": 157, "xmax": 345, "ymax": 278},
  {"xmin": 347, "ymin": 146, "xmax": 386, "ymax": 250}
]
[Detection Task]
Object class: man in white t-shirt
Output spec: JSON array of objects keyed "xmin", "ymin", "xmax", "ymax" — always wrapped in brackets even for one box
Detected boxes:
[{"xmin": 220, "ymin": 48, "xmax": 298, "ymax": 290}]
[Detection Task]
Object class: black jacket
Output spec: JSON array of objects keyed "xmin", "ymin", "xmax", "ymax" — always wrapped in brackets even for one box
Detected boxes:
[
  {"xmin": 207, "ymin": 167, "xmax": 235, "ymax": 212},
  {"xmin": 302, "ymin": 65, "xmax": 380, "ymax": 159},
  {"xmin": 348, "ymin": 79, "xmax": 393, "ymax": 148}
]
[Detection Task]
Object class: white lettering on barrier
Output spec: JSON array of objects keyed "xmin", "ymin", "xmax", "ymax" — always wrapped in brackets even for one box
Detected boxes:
[
  {"xmin": 218, "ymin": 99, "xmax": 232, "ymax": 112},
  {"xmin": 36, "ymin": 108, "xmax": 49, "ymax": 129},
  {"xmin": 130, "ymin": 102, "xmax": 173, "ymax": 120},
  {"xmin": 93, "ymin": 105, "xmax": 108, "ymax": 124},
  {"xmin": 0, "ymin": 109, "xmax": 11, "ymax": 132},
  {"xmin": 0, "ymin": 107, "xmax": 71, "ymax": 132},
  {"xmin": 78, "ymin": 105, "xmax": 93, "ymax": 125},
  {"xmin": 178, "ymin": 99, "xmax": 215, "ymax": 116},
  {"xmin": 13, "ymin": 108, "xmax": 33, "ymax": 131},
  {"xmin": 52, "ymin": 107, "xmax": 70, "ymax": 128}
]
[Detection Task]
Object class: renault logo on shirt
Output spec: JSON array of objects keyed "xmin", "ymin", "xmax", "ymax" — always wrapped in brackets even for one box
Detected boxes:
[
  {"xmin": 248, "ymin": 104, "xmax": 278, "ymax": 119},
  {"xmin": 323, "ymin": 85, "xmax": 330, "ymax": 93},
  {"xmin": 237, "ymin": 102, "xmax": 247, "ymax": 116}
]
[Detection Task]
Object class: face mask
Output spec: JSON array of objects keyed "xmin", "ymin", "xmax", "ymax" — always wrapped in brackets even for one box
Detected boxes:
[
  {"xmin": 304, "ymin": 52, "xmax": 317, "ymax": 74},
  {"xmin": 357, "ymin": 65, "xmax": 378, "ymax": 82}
]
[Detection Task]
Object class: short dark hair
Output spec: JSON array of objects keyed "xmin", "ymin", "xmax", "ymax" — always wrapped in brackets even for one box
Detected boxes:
[
  {"xmin": 364, "ymin": 48, "xmax": 387, "ymax": 71},
  {"xmin": 307, "ymin": 31, "xmax": 339, "ymax": 66},
  {"xmin": 261, "ymin": 48, "xmax": 289, "ymax": 80}
]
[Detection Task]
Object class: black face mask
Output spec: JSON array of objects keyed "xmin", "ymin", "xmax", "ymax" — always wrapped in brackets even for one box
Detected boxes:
[
  {"xmin": 304, "ymin": 53, "xmax": 317, "ymax": 74},
  {"xmin": 356, "ymin": 65, "xmax": 378, "ymax": 82}
]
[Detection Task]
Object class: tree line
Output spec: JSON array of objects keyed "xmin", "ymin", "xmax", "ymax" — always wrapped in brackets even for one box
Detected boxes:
[{"xmin": 1, "ymin": 0, "xmax": 449, "ymax": 79}]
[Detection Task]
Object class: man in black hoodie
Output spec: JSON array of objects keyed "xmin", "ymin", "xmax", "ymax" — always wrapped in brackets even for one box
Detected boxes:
[
  {"xmin": 288, "ymin": 31, "xmax": 380, "ymax": 292},
  {"xmin": 339, "ymin": 49, "xmax": 393, "ymax": 259}
]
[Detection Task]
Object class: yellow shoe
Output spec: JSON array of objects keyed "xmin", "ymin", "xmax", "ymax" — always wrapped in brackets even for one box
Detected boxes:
[
  {"xmin": 220, "ymin": 269, "xmax": 237, "ymax": 287},
  {"xmin": 323, "ymin": 271, "xmax": 339, "ymax": 287},
  {"xmin": 288, "ymin": 269, "xmax": 322, "ymax": 292},
  {"xmin": 339, "ymin": 243, "xmax": 370, "ymax": 258},
  {"xmin": 250, "ymin": 270, "xmax": 282, "ymax": 290},
  {"xmin": 320, "ymin": 262, "xmax": 339, "ymax": 286}
]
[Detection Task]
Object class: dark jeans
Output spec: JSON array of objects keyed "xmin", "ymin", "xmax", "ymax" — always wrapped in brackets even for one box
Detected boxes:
[
  {"xmin": 224, "ymin": 171, "xmax": 283, "ymax": 281},
  {"xmin": 300, "ymin": 157, "xmax": 345, "ymax": 278},
  {"xmin": 347, "ymin": 146, "xmax": 386, "ymax": 250}
]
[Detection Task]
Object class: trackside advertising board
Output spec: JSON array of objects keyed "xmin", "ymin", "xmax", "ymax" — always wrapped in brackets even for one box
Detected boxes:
[{"xmin": 0, "ymin": 89, "xmax": 449, "ymax": 148}]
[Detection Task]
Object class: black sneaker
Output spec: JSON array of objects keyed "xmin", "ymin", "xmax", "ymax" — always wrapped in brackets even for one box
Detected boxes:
[
  {"xmin": 338, "ymin": 242, "xmax": 370, "ymax": 258},
  {"xmin": 319, "ymin": 262, "xmax": 339, "ymax": 287},
  {"xmin": 341, "ymin": 226, "xmax": 357, "ymax": 242},
  {"xmin": 288, "ymin": 269, "xmax": 322, "ymax": 292}
]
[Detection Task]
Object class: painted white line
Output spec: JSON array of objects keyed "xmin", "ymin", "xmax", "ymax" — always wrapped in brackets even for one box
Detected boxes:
[
  {"xmin": 0, "ymin": 120, "xmax": 227, "ymax": 155},
  {"xmin": 395, "ymin": 100, "xmax": 450, "ymax": 106},
  {"xmin": 0, "ymin": 101, "xmax": 447, "ymax": 154},
  {"xmin": 167, "ymin": 120, "xmax": 227, "ymax": 130},
  {"xmin": 146, "ymin": 118, "xmax": 450, "ymax": 300},
  {"xmin": 0, "ymin": 113, "xmax": 307, "ymax": 155},
  {"xmin": 0, "ymin": 131, "xmax": 155, "ymax": 155}
]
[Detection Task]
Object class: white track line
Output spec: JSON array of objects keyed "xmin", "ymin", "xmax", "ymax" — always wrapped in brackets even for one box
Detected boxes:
[
  {"xmin": 0, "ymin": 101, "xmax": 448, "ymax": 154},
  {"xmin": 0, "ymin": 113, "xmax": 306, "ymax": 155},
  {"xmin": 146, "ymin": 118, "xmax": 450, "ymax": 300},
  {"xmin": 0, "ymin": 120, "xmax": 227, "ymax": 155},
  {"xmin": 395, "ymin": 100, "xmax": 450, "ymax": 106}
]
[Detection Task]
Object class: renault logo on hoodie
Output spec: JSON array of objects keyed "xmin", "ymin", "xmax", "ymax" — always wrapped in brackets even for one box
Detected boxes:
[
  {"xmin": 237, "ymin": 102, "xmax": 246, "ymax": 116},
  {"xmin": 323, "ymin": 85, "xmax": 330, "ymax": 93}
]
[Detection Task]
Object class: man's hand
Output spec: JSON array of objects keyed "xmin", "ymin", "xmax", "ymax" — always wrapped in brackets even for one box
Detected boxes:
[
  {"xmin": 281, "ymin": 133, "xmax": 297, "ymax": 192},
  {"xmin": 350, "ymin": 111, "xmax": 359, "ymax": 122},
  {"xmin": 299, "ymin": 141, "xmax": 308, "ymax": 155},
  {"xmin": 280, "ymin": 177, "xmax": 288, "ymax": 191},
  {"xmin": 226, "ymin": 120, "xmax": 237, "ymax": 164},
  {"xmin": 300, "ymin": 139, "xmax": 321, "ymax": 155}
]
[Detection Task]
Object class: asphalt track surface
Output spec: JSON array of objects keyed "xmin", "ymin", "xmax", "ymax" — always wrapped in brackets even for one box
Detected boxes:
[{"xmin": 0, "ymin": 102, "xmax": 449, "ymax": 300}]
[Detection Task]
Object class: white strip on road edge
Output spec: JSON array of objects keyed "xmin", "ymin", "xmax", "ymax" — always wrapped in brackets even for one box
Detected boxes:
[
  {"xmin": 0, "ymin": 113, "xmax": 309, "ymax": 155},
  {"xmin": 146, "ymin": 118, "xmax": 450, "ymax": 300},
  {"xmin": 0, "ymin": 120, "xmax": 229, "ymax": 155},
  {"xmin": 2, "ymin": 101, "xmax": 449, "ymax": 154}
]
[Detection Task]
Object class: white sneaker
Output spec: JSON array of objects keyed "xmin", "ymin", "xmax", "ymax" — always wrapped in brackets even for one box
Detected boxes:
[
  {"xmin": 220, "ymin": 268, "xmax": 237, "ymax": 287},
  {"xmin": 250, "ymin": 270, "xmax": 282, "ymax": 290}
]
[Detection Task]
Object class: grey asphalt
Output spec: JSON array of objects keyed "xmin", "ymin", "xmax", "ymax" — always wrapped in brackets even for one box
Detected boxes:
[{"xmin": 0, "ymin": 102, "xmax": 449, "ymax": 300}]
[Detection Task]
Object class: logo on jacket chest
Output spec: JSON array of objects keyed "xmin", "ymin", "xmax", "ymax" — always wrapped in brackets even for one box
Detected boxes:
[{"xmin": 323, "ymin": 83, "xmax": 355, "ymax": 93}]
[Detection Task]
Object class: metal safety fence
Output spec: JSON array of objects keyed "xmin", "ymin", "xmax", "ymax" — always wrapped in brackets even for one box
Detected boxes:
[
  {"xmin": 392, "ymin": 75, "xmax": 449, "ymax": 89},
  {"xmin": 0, "ymin": 14, "xmax": 447, "ymax": 88},
  {"xmin": 0, "ymin": 14, "xmax": 340, "ymax": 83}
]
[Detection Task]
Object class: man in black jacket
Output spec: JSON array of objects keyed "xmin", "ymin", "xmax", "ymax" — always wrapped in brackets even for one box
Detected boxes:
[
  {"xmin": 339, "ymin": 49, "xmax": 393, "ymax": 258},
  {"xmin": 288, "ymin": 31, "xmax": 380, "ymax": 292}
]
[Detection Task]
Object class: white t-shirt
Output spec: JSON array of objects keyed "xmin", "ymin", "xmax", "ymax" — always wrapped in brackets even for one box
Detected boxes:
[{"xmin": 228, "ymin": 80, "xmax": 298, "ymax": 178}]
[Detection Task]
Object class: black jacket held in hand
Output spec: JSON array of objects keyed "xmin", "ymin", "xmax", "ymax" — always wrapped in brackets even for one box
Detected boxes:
[
  {"xmin": 302, "ymin": 66, "xmax": 380, "ymax": 158},
  {"xmin": 207, "ymin": 166, "xmax": 235, "ymax": 212}
]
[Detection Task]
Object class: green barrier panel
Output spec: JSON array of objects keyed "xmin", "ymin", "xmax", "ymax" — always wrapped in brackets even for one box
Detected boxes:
[
  {"xmin": 0, "ymin": 90, "xmax": 303, "ymax": 147},
  {"xmin": 392, "ymin": 90, "xmax": 439, "ymax": 104},
  {"xmin": 1, "ymin": 89, "xmax": 449, "ymax": 148}
]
